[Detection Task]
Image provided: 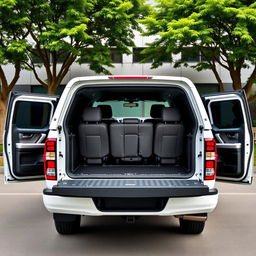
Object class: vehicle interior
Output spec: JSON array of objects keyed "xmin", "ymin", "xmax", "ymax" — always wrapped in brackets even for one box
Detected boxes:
[{"xmin": 64, "ymin": 85, "xmax": 198, "ymax": 179}]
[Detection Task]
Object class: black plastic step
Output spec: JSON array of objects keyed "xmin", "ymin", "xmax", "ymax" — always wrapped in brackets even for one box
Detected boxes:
[{"xmin": 44, "ymin": 179, "xmax": 218, "ymax": 198}]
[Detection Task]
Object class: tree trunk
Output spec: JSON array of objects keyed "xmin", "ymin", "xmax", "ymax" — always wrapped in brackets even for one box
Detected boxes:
[
  {"xmin": 244, "ymin": 66, "xmax": 256, "ymax": 99},
  {"xmin": 230, "ymin": 70, "xmax": 242, "ymax": 91},
  {"xmin": 210, "ymin": 63, "xmax": 225, "ymax": 92},
  {"xmin": 48, "ymin": 85, "xmax": 56, "ymax": 95},
  {"xmin": 0, "ymin": 98, "xmax": 7, "ymax": 145}
]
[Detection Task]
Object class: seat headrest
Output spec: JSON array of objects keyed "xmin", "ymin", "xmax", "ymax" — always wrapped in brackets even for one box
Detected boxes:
[
  {"xmin": 82, "ymin": 107, "xmax": 102, "ymax": 122},
  {"xmin": 150, "ymin": 104, "xmax": 165, "ymax": 118},
  {"xmin": 162, "ymin": 108, "xmax": 181, "ymax": 122},
  {"xmin": 98, "ymin": 105, "xmax": 113, "ymax": 118},
  {"xmin": 123, "ymin": 118, "xmax": 140, "ymax": 124}
]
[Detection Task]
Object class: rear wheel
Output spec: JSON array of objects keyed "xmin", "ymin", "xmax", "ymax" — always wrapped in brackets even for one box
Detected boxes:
[
  {"xmin": 179, "ymin": 219, "xmax": 205, "ymax": 234},
  {"xmin": 53, "ymin": 213, "xmax": 81, "ymax": 235}
]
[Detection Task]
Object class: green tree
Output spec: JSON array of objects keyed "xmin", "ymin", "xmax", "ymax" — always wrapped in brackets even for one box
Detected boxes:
[
  {"xmin": 0, "ymin": 0, "xmax": 29, "ymax": 144},
  {"xmin": 142, "ymin": 0, "xmax": 256, "ymax": 98},
  {"xmin": 24, "ymin": 0, "xmax": 148, "ymax": 94}
]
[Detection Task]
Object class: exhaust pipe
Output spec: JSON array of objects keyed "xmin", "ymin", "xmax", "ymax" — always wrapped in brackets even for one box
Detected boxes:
[{"xmin": 175, "ymin": 215, "xmax": 208, "ymax": 222}]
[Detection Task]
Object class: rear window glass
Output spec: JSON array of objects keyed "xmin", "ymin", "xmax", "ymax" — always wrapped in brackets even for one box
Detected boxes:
[
  {"xmin": 93, "ymin": 101, "xmax": 169, "ymax": 118},
  {"xmin": 13, "ymin": 101, "xmax": 52, "ymax": 129},
  {"xmin": 210, "ymin": 100, "xmax": 243, "ymax": 129}
]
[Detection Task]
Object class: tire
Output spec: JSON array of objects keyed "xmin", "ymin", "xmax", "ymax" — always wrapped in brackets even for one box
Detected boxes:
[
  {"xmin": 54, "ymin": 214, "xmax": 81, "ymax": 235},
  {"xmin": 179, "ymin": 219, "xmax": 205, "ymax": 234}
]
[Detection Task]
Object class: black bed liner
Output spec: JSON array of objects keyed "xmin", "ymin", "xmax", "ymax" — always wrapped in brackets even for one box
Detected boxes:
[{"xmin": 69, "ymin": 164, "xmax": 192, "ymax": 179}]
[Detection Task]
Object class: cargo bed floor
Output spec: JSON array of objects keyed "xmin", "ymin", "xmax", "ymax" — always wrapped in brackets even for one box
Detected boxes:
[{"xmin": 70, "ymin": 165, "xmax": 192, "ymax": 179}]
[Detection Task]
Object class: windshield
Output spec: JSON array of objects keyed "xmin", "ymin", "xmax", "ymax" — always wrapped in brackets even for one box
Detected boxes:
[{"xmin": 93, "ymin": 100, "xmax": 169, "ymax": 118}]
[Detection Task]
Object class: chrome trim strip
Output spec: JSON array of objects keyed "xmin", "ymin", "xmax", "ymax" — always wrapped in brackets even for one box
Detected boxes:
[
  {"xmin": 37, "ymin": 134, "xmax": 46, "ymax": 143},
  {"xmin": 216, "ymin": 143, "xmax": 241, "ymax": 149},
  {"xmin": 16, "ymin": 143, "xmax": 45, "ymax": 149},
  {"xmin": 215, "ymin": 134, "xmax": 224, "ymax": 143}
]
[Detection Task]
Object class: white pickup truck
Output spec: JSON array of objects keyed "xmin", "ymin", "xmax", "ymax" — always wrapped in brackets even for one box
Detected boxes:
[{"xmin": 3, "ymin": 76, "xmax": 254, "ymax": 235}]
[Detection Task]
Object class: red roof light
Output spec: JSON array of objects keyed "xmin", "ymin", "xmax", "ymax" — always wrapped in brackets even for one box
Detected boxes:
[{"xmin": 108, "ymin": 76, "xmax": 152, "ymax": 79}]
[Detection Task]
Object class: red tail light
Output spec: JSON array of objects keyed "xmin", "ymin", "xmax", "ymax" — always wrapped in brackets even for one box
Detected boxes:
[
  {"xmin": 44, "ymin": 138, "xmax": 57, "ymax": 180},
  {"xmin": 204, "ymin": 138, "xmax": 218, "ymax": 180}
]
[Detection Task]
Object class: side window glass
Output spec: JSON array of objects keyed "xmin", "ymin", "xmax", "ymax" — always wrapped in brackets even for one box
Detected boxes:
[
  {"xmin": 13, "ymin": 101, "xmax": 52, "ymax": 129},
  {"xmin": 210, "ymin": 100, "xmax": 243, "ymax": 129}
]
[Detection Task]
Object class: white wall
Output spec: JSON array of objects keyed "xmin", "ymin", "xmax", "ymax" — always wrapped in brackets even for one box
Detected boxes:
[{"xmin": 2, "ymin": 28, "xmax": 254, "ymax": 90}]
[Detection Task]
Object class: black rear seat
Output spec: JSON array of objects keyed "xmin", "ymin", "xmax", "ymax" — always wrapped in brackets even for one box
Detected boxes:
[
  {"xmin": 154, "ymin": 108, "xmax": 184, "ymax": 164},
  {"xmin": 110, "ymin": 118, "xmax": 153, "ymax": 162},
  {"xmin": 78, "ymin": 107, "xmax": 183, "ymax": 165},
  {"xmin": 78, "ymin": 107, "xmax": 109, "ymax": 164}
]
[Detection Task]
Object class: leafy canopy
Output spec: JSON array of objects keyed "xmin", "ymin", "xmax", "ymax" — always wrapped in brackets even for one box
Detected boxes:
[
  {"xmin": 141, "ymin": 0, "xmax": 256, "ymax": 93},
  {"xmin": 0, "ymin": 0, "xmax": 29, "ymax": 66},
  {"xmin": 25, "ymin": 0, "xmax": 149, "ymax": 75}
]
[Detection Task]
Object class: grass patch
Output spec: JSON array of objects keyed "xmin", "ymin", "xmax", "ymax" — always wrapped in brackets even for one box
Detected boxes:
[{"xmin": 0, "ymin": 144, "xmax": 2, "ymax": 155}]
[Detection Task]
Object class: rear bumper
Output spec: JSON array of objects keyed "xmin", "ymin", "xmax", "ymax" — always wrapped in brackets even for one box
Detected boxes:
[
  {"xmin": 43, "ymin": 193, "xmax": 218, "ymax": 216},
  {"xmin": 42, "ymin": 183, "xmax": 218, "ymax": 216}
]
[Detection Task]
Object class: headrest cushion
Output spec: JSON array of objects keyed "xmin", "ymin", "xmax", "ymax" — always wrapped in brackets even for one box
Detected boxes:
[
  {"xmin": 162, "ymin": 108, "xmax": 181, "ymax": 122},
  {"xmin": 98, "ymin": 105, "xmax": 112, "ymax": 118},
  {"xmin": 123, "ymin": 118, "xmax": 140, "ymax": 124},
  {"xmin": 150, "ymin": 104, "xmax": 165, "ymax": 118},
  {"xmin": 82, "ymin": 107, "xmax": 102, "ymax": 122}
]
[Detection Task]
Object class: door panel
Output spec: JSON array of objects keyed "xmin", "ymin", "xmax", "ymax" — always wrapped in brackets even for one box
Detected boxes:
[
  {"xmin": 203, "ymin": 91, "xmax": 253, "ymax": 183},
  {"xmin": 4, "ymin": 93, "xmax": 58, "ymax": 182}
]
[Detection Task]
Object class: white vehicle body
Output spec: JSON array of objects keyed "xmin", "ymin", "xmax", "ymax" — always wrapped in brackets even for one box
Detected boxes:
[{"xmin": 3, "ymin": 76, "xmax": 254, "ymax": 233}]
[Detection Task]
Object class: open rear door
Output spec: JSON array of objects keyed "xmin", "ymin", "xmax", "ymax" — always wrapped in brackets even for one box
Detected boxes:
[
  {"xmin": 203, "ymin": 90, "xmax": 254, "ymax": 183},
  {"xmin": 3, "ymin": 92, "xmax": 58, "ymax": 182}
]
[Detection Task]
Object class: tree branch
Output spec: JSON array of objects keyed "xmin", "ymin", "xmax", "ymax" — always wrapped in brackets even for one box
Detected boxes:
[
  {"xmin": 24, "ymin": 61, "xmax": 48, "ymax": 88},
  {"xmin": 8, "ymin": 63, "xmax": 21, "ymax": 90}
]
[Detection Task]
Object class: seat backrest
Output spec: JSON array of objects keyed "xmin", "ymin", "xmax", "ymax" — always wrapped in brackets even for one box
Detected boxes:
[
  {"xmin": 154, "ymin": 108, "xmax": 184, "ymax": 164},
  {"xmin": 78, "ymin": 107, "xmax": 109, "ymax": 164},
  {"xmin": 110, "ymin": 118, "xmax": 153, "ymax": 161}
]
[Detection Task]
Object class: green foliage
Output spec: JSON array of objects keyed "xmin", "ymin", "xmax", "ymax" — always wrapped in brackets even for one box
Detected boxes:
[
  {"xmin": 142, "ymin": 0, "xmax": 256, "ymax": 93},
  {"xmin": 0, "ymin": 0, "xmax": 29, "ymax": 66},
  {"xmin": 24, "ymin": 0, "xmax": 149, "ymax": 75},
  {"xmin": 0, "ymin": 0, "xmax": 149, "ymax": 93}
]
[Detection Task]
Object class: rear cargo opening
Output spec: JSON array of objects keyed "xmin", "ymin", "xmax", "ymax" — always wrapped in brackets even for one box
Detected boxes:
[{"xmin": 64, "ymin": 85, "xmax": 198, "ymax": 179}]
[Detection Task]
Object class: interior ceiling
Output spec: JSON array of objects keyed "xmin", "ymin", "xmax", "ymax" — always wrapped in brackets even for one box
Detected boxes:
[{"xmin": 78, "ymin": 85, "xmax": 184, "ymax": 102}]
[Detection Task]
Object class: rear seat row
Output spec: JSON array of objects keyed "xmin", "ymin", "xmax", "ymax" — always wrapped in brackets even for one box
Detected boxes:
[{"xmin": 78, "ymin": 106, "xmax": 184, "ymax": 165}]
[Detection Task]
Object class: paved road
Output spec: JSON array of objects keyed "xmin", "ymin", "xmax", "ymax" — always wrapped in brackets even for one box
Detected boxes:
[{"xmin": 0, "ymin": 174, "xmax": 256, "ymax": 256}]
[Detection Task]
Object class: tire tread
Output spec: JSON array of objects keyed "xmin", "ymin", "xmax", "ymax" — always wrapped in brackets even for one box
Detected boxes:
[{"xmin": 179, "ymin": 219, "xmax": 205, "ymax": 234}]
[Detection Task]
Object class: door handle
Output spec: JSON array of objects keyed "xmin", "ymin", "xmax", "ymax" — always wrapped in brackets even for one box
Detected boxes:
[{"xmin": 20, "ymin": 134, "xmax": 34, "ymax": 139}]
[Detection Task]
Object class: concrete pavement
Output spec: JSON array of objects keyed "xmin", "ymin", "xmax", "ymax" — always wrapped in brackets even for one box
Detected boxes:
[{"xmin": 0, "ymin": 174, "xmax": 256, "ymax": 256}]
